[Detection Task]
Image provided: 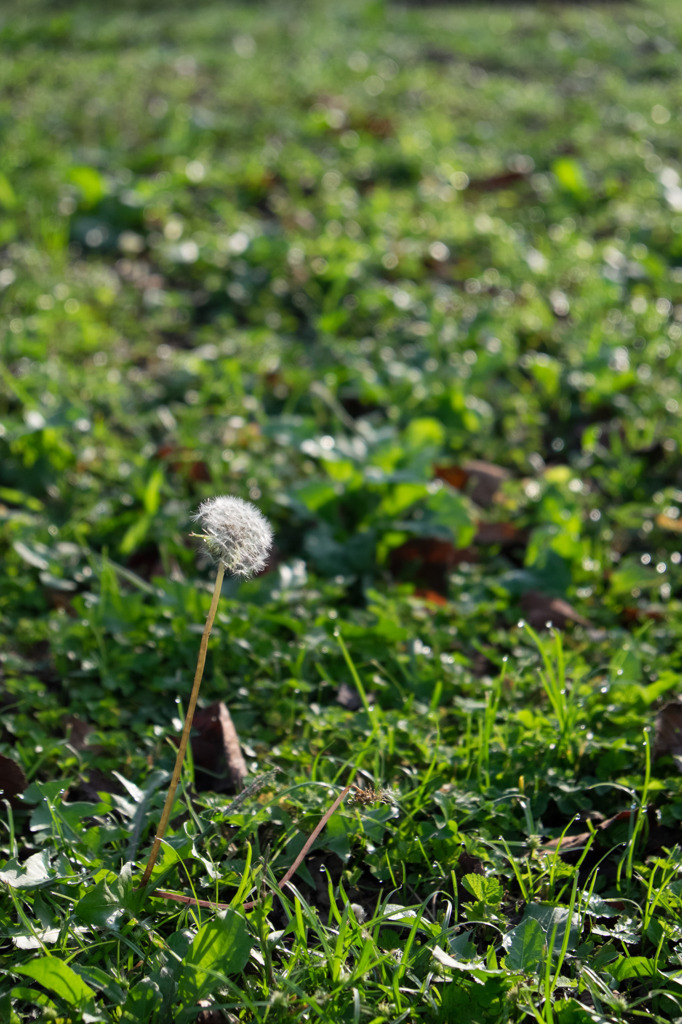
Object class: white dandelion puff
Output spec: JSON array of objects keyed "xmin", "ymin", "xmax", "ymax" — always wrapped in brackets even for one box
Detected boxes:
[
  {"xmin": 193, "ymin": 495, "xmax": 273, "ymax": 578},
  {"xmin": 140, "ymin": 493, "xmax": 274, "ymax": 888}
]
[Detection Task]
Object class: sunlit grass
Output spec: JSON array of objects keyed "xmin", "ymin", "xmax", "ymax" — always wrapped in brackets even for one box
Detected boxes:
[{"xmin": 3, "ymin": 0, "xmax": 682, "ymax": 1019}]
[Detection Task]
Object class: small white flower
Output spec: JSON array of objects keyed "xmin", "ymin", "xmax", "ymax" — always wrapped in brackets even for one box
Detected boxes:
[{"xmin": 193, "ymin": 496, "xmax": 273, "ymax": 578}]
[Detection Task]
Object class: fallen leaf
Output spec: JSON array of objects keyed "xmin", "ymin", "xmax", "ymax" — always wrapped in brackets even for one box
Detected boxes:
[
  {"xmin": 413, "ymin": 587, "xmax": 449, "ymax": 606},
  {"xmin": 389, "ymin": 537, "xmax": 475, "ymax": 596},
  {"xmin": 434, "ymin": 464, "xmax": 468, "ymax": 490},
  {"xmin": 544, "ymin": 808, "xmax": 640, "ymax": 853},
  {"xmin": 192, "ymin": 701, "xmax": 247, "ymax": 793},
  {"xmin": 475, "ymin": 520, "xmax": 526, "ymax": 546},
  {"xmin": 621, "ymin": 605, "xmax": 666, "ymax": 625},
  {"xmin": 435, "ymin": 460, "xmax": 510, "ymax": 508},
  {"xmin": 468, "ymin": 170, "xmax": 530, "ymax": 192},
  {"xmin": 336, "ymin": 682, "xmax": 364, "ymax": 711},
  {"xmin": 65, "ymin": 716, "xmax": 93, "ymax": 751},
  {"xmin": 656, "ymin": 513, "xmax": 682, "ymax": 532},
  {"xmin": 156, "ymin": 442, "xmax": 210, "ymax": 483},
  {"xmin": 352, "ymin": 114, "xmax": 394, "ymax": 138},
  {"xmin": 653, "ymin": 701, "xmax": 682, "ymax": 767},
  {"xmin": 520, "ymin": 590, "xmax": 590, "ymax": 629},
  {"xmin": 0, "ymin": 753, "xmax": 27, "ymax": 803}
]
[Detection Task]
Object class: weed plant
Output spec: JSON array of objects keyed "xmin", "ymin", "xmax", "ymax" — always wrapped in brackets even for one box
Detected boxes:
[{"xmin": 2, "ymin": 0, "xmax": 682, "ymax": 1021}]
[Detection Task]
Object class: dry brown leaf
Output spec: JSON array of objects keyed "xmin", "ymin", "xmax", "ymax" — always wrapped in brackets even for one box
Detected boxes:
[
  {"xmin": 413, "ymin": 587, "xmax": 449, "ymax": 606},
  {"xmin": 520, "ymin": 590, "xmax": 590, "ymax": 630},
  {"xmin": 468, "ymin": 170, "xmax": 530, "ymax": 192},
  {"xmin": 156, "ymin": 442, "xmax": 210, "ymax": 483},
  {"xmin": 192, "ymin": 701, "xmax": 247, "ymax": 793},
  {"xmin": 435, "ymin": 460, "xmax": 510, "ymax": 508},
  {"xmin": 653, "ymin": 700, "xmax": 682, "ymax": 767},
  {"xmin": 0, "ymin": 752, "xmax": 27, "ymax": 803},
  {"xmin": 475, "ymin": 521, "xmax": 526, "ymax": 546},
  {"xmin": 656, "ymin": 513, "xmax": 682, "ymax": 532},
  {"xmin": 544, "ymin": 809, "xmax": 637, "ymax": 853},
  {"xmin": 389, "ymin": 537, "xmax": 475, "ymax": 596},
  {"xmin": 434, "ymin": 464, "xmax": 469, "ymax": 490}
]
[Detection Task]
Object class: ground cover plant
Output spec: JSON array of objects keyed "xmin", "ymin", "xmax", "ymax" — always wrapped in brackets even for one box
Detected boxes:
[{"xmin": 2, "ymin": 0, "xmax": 682, "ymax": 1020}]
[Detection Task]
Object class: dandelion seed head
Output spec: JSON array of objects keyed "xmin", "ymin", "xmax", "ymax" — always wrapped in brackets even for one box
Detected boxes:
[{"xmin": 193, "ymin": 495, "xmax": 273, "ymax": 577}]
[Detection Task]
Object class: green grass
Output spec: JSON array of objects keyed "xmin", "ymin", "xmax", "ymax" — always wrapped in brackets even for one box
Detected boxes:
[{"xmin": 2, "ymin": 0, "xmax": 682, "ymax": 1020}]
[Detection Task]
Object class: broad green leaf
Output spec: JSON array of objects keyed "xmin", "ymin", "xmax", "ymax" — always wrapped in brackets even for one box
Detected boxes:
[
  {"xmin": 1, "ymin": 851, "xmax": 52, "ymax": 888},
  {"xmin": 75, "ymin": 877, "xmax": 124, "ymax": 928},
  {"xmin": 431, "ymin": 945, "xmax": 491, "ymax": 972},
  {"xmin": 111, "ymin": 862, "xmax": 145, "ymax": 917},
  {"xmin": 503, "ymin": 917, "xmax": 545, "ymax": 972},
  {"xmin": 14, "ymin": 955, "xmax": 95, "ymax": 1006},
  {"xmin": 111, "ymin": 771, "xmax": 144, "ymax": 805},
  {"xmin": 377, "ymin": 482, "xmax": 428, "ymax": 518},
  {"xmin": 64, "ymin": 963, "xmax": 126, "ymax": 1005},
  {"xmin": 583, "ymin": 895, "xmax": 620, "ymax": 918},
  {"xmin": 178, "ymin": 911, "xmax": 251, "ymax": 1004},
  {"xmin": 293, "ymin": 479, "xmax": 339, "ymax": 512},
  {"xmin": 404, "ymin": 417, "xmax": 446, "ymax": 449},
  {"xmin": 609, "ymin": 955, "xmax": 658, "ymax": 981},
  {"xmin": 461, "ymin": 874, "xmax": 502, "ymax": 906},
  {"xmin": 461, "ymin": 873, "xmax": 486, "ymax": 901},
  {"xmin": 425, "ymin": 487, "xmax": 476, "ymax": 547},
  {"xmin": 553, "ymin": 997, "xmax": 599, "ymax": 1024},
  {"xmin": 527, "ymin": 354, "xmax": 561, "ymax": 398},
  {"xmin": 324, "ymin": 812, "xmax": 352, "ymax": 860},
  {"xmin": 0, "ymin": 851, "xmax": 74, "ymax": 890},
  {"xmin": 552, "ymin": 157, "xmax": 589, "ymax": 200},
  {"xmin": 68, "ymin": 165, "xmax": 107, "ymax": 207},
  {"xmin": 120, "ymin": 977, "xmax": 163, "ymax": 1023},
  {"xmin": 448, "ymin": 930, "xmax": 478, "ymax": 961},
  {"xmin": 7, "ymin": 986, "xmax": 56, "ymax": 1012},
  {"xmin": 524, "ymin": 903, "xmax": 580, "ymax": 954},
  {"xmin": 609, "ymin": 556, "xmax": 661, "ymax": 596}
]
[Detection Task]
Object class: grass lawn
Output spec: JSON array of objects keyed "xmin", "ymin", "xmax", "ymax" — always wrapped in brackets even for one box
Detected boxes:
[{"xmin": 2, "ymin": 0, "xmax": 682, "ymax": 1020}]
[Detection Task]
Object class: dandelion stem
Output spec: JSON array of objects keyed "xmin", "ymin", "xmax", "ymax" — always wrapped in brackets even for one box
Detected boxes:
[{"xmin": 139, "ymin": 562, "xmax": 225, "ymax": 888}]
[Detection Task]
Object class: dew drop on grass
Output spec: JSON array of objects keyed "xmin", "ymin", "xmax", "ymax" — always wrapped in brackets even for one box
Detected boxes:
[
  {"xmin": 600, "ymin": 685, "xmax": 609, "ymax": 694},
  {"xmin": 517, "ymin": 619, "xmax": 526, "ymax": 628}
]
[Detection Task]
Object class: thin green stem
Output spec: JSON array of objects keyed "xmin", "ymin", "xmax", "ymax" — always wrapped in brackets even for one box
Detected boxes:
[{"xmin": 139, "ymin": 562, "xmax": 225, "ymax": 889}]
